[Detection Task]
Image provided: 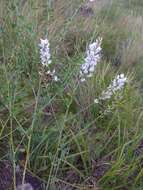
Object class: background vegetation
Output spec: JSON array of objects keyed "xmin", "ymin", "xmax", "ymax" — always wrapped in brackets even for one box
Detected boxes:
[{"xmin": 1, "ymin": 0, "xmax": 143, "ymax": 189}]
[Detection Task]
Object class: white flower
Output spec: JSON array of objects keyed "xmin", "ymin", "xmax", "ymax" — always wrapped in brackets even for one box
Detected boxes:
[
  {"xmin": 39, "ymin": 38, "xmax": 60, "ymax": 82},
  {"xmin": 54, "ymin": 75, "xmax": 59, "ymax": 82},
  {"xmin": 16, "ymin": 183, "xmax": 33, "ymax": 190},
  {"xmin": 80, "ymin": 37, "xmax": 102, "ymax": 82},
  {"xmin": 46, "ymin": 69, "xmax": 59, "ymax": 82},
  {"xmin": 94, "ymin": 74, "xmax": 127, "ymax": 103},
  {"xmin": 39, "ymin": 38, "xmax": 51, "ymax": 66},
  {"xmin": 98, "ymin": 74, "xmax": 127, "ymax": 101},
  {"xmin": 94, "ymin": 99, "xmax": 99, "ymax": 104},
  {"xmin": 46, "ymin": 69, "xmax": 55, "ymax": 75}
]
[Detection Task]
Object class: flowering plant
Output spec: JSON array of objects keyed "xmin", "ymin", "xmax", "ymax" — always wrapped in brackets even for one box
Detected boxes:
[
  {"xmin": 94, "ymin": 74, "xmax": 127, "ymax": 103},
  {"xmin": 80, "ymin": 37, "xmax": 102, "ymax": 82},
  {"xmin": 39, "ymin": 38, "xmax": 59, "ymax": 82}
]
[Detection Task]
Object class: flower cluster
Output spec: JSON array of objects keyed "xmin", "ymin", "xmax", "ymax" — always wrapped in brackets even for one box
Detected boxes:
[
  {"xmin": 80, "ymin": 37, "xmax": 102, "ymax": 82},
  {"xmin": 39, "ymin": 38, "xmax": 59, "ymax": 82},
  {"xmin": 94, "ymin": 74, "xmax": 127, "ymax": 103},
  {"xmin": 39, "ymin": 39, "xmax": 51, "ymax": 67}
]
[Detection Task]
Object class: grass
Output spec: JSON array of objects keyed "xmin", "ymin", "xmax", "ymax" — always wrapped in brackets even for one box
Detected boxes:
[{"xmin": 1, "ymin": 0, "xmax": 143, "ymax": 189}]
